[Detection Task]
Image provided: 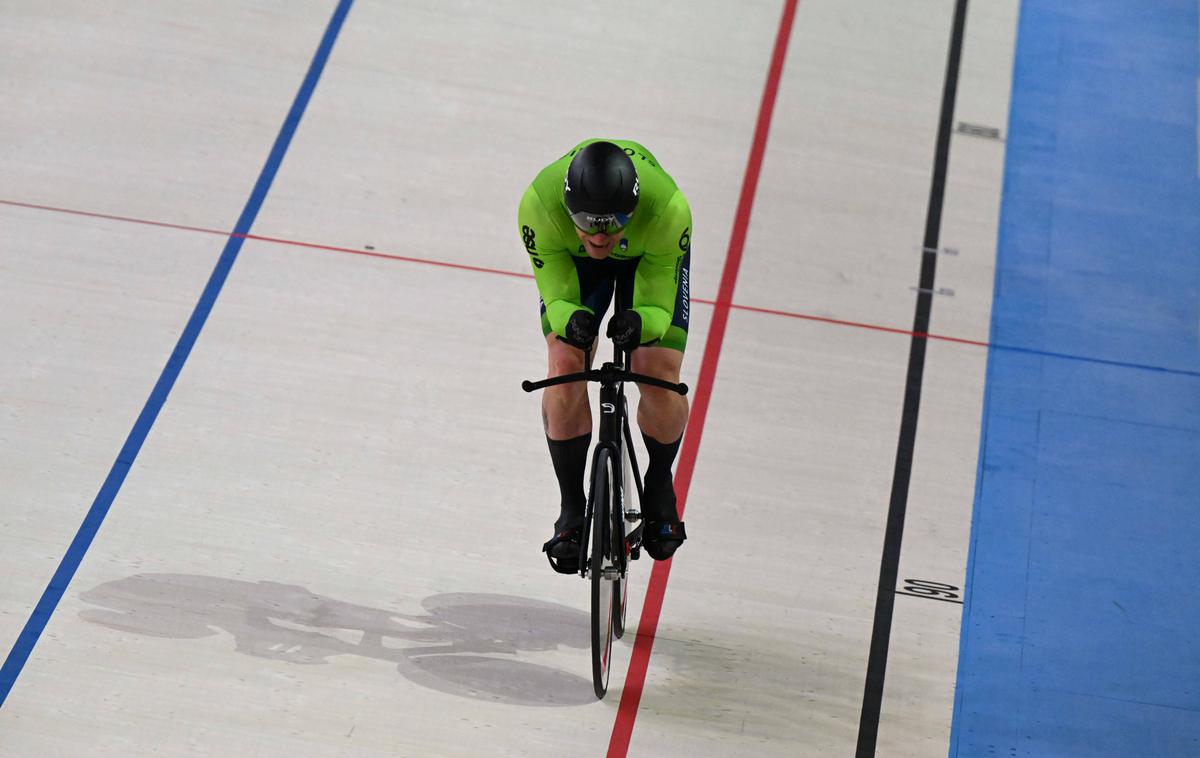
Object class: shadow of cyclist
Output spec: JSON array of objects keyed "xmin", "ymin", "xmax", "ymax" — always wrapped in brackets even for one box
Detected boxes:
[{"xmin": 78, "ymin": 573, "xmax": 594, "ymax": 706}]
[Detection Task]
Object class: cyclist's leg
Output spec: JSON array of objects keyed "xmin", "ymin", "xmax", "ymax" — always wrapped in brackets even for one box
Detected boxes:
[
  {"xmin": 622, "ymin": 247, "xmax": 689, "ymax": 443},
  {"xmin": 631, "ymin": 346, "xmax": 688, "ymax": 510},
  {"xmin": 630, "ymin": 346, "xmax": 689, "ymax": 560},
  {"xmin": 543, "ymin": 333, "xmax": 592, "ymax": 439},
  {"xmin": 540, "ymin": 255, "xmax": 616, "ymax": 442},
  {"xmin": 623, "ymin": 244, "xmax": 689, "ymax": 443},
  {"xmin": 539, "ymin": 255, "xmax": 617, "ymax": 442},
  {"xmin": 625, "ymin": 252, "xmax": 691, "ymax": 559},
  {"xmin": 631, "ymin": 346, "xmax": 688, "ymax": 444},
  {"xmin": 539, "ymin": 258, "xmax": 618, "ymax": 569}
]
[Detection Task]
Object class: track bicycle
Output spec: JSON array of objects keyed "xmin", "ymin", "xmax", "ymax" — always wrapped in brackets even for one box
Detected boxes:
[{"xmin": 522, "ymin": 336, "xmax": 688, "ymax": 698}]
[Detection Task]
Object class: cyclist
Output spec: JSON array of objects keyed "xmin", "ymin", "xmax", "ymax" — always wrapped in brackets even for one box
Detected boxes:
[{"xmin": 518, "ymin": 139, "xmax": 691, "ymax": 572}]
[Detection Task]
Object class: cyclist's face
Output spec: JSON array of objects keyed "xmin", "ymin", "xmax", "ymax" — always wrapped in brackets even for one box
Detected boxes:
[{"xmin": 575, "ymin": 226, "xmax": 623, "ymax": 260}]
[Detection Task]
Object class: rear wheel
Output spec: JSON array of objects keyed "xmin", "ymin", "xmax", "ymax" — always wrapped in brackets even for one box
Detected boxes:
[{"xmin": 590, "ymin": 448, "xmax": 616, "ymax": 699}]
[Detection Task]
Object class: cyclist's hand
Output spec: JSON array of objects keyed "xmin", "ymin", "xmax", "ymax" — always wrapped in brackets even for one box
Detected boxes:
[
  {"xmin": 606, "ymin": 309, "xmax": 642, "ymax": 351},
  {"xmin": 560, "ymin": 310, "xmax": 598, "ymax": 350}
]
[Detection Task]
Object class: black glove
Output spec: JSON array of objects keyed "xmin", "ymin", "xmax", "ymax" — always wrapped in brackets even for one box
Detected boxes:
[
  {"xmin": 560, "ymin": 310, "xmax": 598, "ymax": 349},
  {"xmin": 606, "ymin": 309, "xmax": 643, "ymax": 351}
]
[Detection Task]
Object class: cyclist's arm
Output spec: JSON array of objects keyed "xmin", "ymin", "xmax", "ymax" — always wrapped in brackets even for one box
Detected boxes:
[
  {"xmin": 633, "ymin": 191, "xmax": 691, "ymax": 344},
  {"xmin": 518, "ymin": 186, "xmax": 587, "ymax": 335}
]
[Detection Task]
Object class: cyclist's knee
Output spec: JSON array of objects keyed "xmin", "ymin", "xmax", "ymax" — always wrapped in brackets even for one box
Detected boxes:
[
  {"xmin": 631, "ymin": 346, "xmax": 682, "ymax": 383},
  {"xmin": 632, "ymin": 348, "xmax": 687, "ymax": 417},
  {"xmin": 546, "ymin": 334, "xmax": 588, "ymax": 377}
]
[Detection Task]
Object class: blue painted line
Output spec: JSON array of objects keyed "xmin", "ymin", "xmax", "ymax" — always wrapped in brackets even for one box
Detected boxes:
[
  {"xmin": 951, "ymin": 0, "xmax": 1200, "ymax": 755},
  {"xmin": 0, "ymin": 0, "xmax": 354, "ymax": 708},
  {"xmin": 988, "ymin": 343, "xmax": 1200, "ymax": 380}
]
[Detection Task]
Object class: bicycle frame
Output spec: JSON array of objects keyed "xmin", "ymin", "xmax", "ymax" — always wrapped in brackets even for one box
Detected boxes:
[
  {"xmin": 522, "ymin": 330, "xmax": 688, "ymax": 697},
  {"xmin": 591, "ymin": 345, "xmax": 641, "ymax": 577},
  {"xmin": 522, "ymin": 341, "xmax": 688, "ymax": 578}
]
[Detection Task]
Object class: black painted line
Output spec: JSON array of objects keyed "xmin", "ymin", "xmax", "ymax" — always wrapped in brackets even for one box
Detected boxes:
[
  {"xmin": 895, "ymin": 591, "xmax": 965, "ymax": 605},
  {"xmin": 855, "ymin": 1, "xmax": 970, "ymax": 756}
]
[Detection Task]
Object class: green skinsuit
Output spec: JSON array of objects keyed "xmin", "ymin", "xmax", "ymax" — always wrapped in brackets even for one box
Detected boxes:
[{"xmin": 518, "ymin": 138, "xmax": 692, "ymax": 351}]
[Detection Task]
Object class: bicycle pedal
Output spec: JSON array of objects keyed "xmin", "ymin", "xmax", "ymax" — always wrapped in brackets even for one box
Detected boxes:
[{"xmin": 630, "ymin": 546, "xmax": 641, "ymax": 560}]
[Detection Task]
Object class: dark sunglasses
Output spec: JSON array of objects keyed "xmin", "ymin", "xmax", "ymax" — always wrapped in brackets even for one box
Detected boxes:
[{"xmin": 569, "ymin": 210, "xmax": 633, "ymax": 235}]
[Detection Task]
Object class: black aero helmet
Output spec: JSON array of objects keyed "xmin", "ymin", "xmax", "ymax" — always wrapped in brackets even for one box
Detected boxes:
[{"xmin": 563, "ymin": 141, "xmax": 639, "ymax": 233}]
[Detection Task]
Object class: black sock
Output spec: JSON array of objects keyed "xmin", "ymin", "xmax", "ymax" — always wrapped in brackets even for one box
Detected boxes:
[
  {"xmin": 547, "ymin": 434, "xmax": 590, "ymax": 532},
  {"xmin": 642, "ymin": 433, "xmax": 682, "ymax": 520}
]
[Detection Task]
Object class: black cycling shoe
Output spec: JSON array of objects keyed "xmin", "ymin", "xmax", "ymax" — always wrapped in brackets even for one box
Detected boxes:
[
  {"xmin": 542, "ymin": 526, "xmax": 582, "ymax": 574},
  {"xmin": 643, "ymin": 520, "xmax": 686, "ymax": 560},
  {"xmin": 641, "ymin": 481, "xmax": 686, "ymax": 561},
  {"xmin": 542, "ymin": 503, "xmax": 584, "ymax": 574}
]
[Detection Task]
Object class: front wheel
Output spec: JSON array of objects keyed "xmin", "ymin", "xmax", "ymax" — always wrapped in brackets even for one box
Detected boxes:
[
  {"xmin": 590, "ymin": 448, "xmax": 616, "ymax": 699},
  {"xmin": 612, "ymin": 439, "xmax": 631, "ymax": 639},
  {"xmin": 612, "ymin": 564, "xmax": 628, "ymax": 640}
]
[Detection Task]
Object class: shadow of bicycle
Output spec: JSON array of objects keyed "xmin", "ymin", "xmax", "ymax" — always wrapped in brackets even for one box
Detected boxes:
[{"xmin": 78, "ymin": 574, "xmax": 595, "ymax": 706}]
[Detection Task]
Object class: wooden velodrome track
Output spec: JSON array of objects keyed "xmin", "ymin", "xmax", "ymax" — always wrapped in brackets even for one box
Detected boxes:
[{"xmin": 4, "ymin": 1, "xmax": 1197, "ymax": 756}]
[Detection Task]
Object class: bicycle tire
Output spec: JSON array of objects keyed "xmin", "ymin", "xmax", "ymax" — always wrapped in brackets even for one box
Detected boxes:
[
  {"xmin": 612, "ymin": 538, "xmax": 629, "ymax": 639},
  {"xmin": 612, "ymin": 437, "xmax": 631, "ymax": 640},
  {"xmin": 590, "ymin": 448, "xmax": 616, "ymax": 699}
]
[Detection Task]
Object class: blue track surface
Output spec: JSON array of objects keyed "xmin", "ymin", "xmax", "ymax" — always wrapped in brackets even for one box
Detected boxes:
[{"xmin": 951, "ymin": 1, "xmax": 1200, "ymax": 755}]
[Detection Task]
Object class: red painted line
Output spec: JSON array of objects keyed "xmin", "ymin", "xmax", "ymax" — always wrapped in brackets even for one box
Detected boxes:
[
  {"xmin": 606, "ymin": 1, "xmax": 800, "ymax": 755},
  {"xmin": 0, "ymin": 198, "xmax": 234, "ymax": 239},
  {"xmin": 724, "ymin": 302, "xmax": 991, "ymax": 348},
  {"xmin": 0, "ymin": 201, "xmax": 993, "ymax": 349},
  {"xmin": 0, "ymin": 198, "xmax": 535, "ymax": 282},
  {"xmin": 238, "ymin": 231, "xmax": 535, "ymax": 280}
]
